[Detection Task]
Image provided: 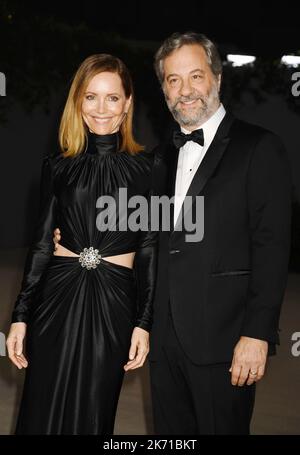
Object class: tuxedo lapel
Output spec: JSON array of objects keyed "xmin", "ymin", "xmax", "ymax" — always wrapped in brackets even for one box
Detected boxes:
[{"xmin": 172, "ymin": 112, "xmax": 235, "ymax": 235}]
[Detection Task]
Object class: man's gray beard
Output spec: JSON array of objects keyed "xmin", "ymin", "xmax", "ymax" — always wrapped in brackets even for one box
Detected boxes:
[{"xmin": 165, "ymin": 83, "xmax": 220, "ymax": 128}]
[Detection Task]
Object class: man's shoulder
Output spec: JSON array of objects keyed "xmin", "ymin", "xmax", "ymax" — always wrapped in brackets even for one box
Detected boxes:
[
  {"xmin": 231, "ymin": 116, "xmax": 282, "ymax": 146},
  {"xmin": 231, "ymin": 116, "xmax": 289, "ymax": 170}
]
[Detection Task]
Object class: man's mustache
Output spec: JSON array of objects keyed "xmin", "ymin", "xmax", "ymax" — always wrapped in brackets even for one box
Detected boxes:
[{"xmin": 173, "ymin": 94, "xmax": 204, "ymax": 108}]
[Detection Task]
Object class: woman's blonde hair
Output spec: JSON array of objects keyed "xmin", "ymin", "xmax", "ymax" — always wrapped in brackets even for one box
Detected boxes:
[{"xmin": 59, "ymin": 54, "xmax": 143, "ymax": 157}]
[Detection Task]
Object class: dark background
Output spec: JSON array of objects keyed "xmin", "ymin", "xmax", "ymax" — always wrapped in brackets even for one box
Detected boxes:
[{"xmin": 0, "ymin": 0, "xmax": 300, "ymax": 268}]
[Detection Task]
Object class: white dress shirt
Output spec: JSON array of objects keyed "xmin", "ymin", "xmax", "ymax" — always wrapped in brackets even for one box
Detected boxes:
[{"xmin": 173, "ymin": 103, "xmax": 226, "ymax": 227}]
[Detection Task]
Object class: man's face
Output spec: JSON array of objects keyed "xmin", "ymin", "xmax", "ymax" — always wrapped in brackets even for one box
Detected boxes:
[{"xmin": 162, "ymin": 44, "xmax": 221, "ymax": 130}]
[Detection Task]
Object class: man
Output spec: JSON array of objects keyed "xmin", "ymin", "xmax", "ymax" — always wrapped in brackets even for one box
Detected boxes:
[{"xmin": 147, "ymin": 32, "xmax": 291, "ymax": 434}]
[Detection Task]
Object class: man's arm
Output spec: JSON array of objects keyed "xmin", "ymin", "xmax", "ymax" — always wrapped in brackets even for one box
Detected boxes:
[{"xmin": 231, "ymin": 131, "xmax": 292, "ymax": 386}]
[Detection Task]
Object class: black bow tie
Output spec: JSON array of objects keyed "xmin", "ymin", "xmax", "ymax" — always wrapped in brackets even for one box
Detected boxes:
[{"xmin": 173, "ymin": 129, "xmax": 204, "ymax": 149}]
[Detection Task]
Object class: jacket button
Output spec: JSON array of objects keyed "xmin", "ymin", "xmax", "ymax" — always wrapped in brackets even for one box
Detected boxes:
[{"xmin": 169, "ymin": 249, "xmax": 180, "ymax": 254}]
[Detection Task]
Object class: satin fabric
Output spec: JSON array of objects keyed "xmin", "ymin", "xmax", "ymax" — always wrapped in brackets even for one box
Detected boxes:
[{"xmin": 12, "ymin": 132, "xmax": 157, "ymax": 434}]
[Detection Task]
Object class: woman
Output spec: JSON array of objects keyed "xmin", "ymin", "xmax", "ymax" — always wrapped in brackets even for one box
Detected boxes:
[{"xmin": 6, "ymin": 54, "xmax": 157, "ymax": 434}]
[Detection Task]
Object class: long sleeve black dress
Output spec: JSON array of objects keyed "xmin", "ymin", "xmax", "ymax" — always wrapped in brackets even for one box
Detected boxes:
[{"xmin": 11, "ymin": 131, "xmax": 157, "ymax": 435}]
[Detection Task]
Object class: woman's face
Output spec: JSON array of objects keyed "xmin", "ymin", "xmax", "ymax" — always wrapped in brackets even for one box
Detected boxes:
[{"xmin": 81, "ymin": 71, "xmax": 131, "ymax": 135}]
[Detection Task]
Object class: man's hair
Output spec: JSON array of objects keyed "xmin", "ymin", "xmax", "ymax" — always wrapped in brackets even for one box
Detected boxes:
[{"xmin": 154, "ymin": 31, "xmax": 223, "ymax": 85}]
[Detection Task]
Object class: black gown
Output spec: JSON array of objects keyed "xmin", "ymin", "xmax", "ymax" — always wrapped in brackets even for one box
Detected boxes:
[{"xmin": 11, "ymin": 132, "xmax": 157, "ymax": 435}]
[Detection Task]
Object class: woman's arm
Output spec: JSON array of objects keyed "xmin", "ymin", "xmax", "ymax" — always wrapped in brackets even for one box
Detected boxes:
[
  {"xmin": 134, "ymin": 154, "xmax": 159, "ymax": 332},
  {"xmin": 124, "ymin": 155, "xmax": 159, "ymax": 371},
  {"xmin": 11, "ymin": 155, "xmax": 58, "ymax": 323},
  {"xmin": 124, "ymin": 195, "xmax": 158, "ymax": 371},
  {"xmin": 134, "ymin": 224, "xmax": 158, "ymax": 332}
]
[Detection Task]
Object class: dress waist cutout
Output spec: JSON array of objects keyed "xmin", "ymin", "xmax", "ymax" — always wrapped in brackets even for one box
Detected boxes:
[{"xmin": 53, "ymin": 243, "xmax": 136, "ymax": 270}]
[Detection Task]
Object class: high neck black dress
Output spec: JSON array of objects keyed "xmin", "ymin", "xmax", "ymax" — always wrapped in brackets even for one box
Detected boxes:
[{"xmin": 11, "ymin": 131, "xmax": 157, "ymax": 434}]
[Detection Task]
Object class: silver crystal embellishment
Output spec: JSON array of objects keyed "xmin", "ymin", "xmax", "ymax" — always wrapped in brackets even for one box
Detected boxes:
[{"xmin": 79, "ymin": 247, "xmax": 101, "ymax": 270}]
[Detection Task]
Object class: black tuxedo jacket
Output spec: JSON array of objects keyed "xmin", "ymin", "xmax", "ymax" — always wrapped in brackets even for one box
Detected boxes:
[{"xmin": 149, "ymin": 112, "xmax": 292, "ymax": 365}]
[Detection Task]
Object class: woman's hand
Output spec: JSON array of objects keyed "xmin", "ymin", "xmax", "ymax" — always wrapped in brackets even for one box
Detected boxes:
[
  {"xmin": 124, "ymin": 327, "xmax": 149, "ymax": 371},
  {"xmin": 53, "ymin": 227, "xmax": 61, "ymax": 252},
  {"xmin": 6, "ymin": 322, "xmax": 28, "ymax": 369}
]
